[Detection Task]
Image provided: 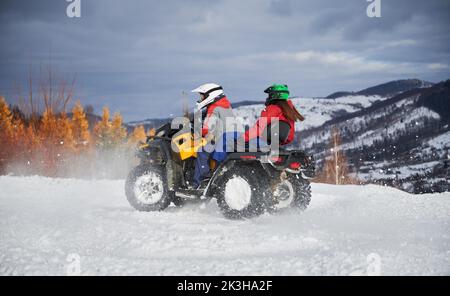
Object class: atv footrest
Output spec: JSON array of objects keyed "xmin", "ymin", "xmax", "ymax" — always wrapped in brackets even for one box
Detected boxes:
[{"xmin": 175, "ymin": 188, "xmax": 203, "ymax": 199}]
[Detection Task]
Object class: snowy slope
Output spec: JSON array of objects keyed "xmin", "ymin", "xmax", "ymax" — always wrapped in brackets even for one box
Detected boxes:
[
  {"xmin": 424, "ymin": 130, "xmax": 450, "ymax": 158},
  {"xmin": 1, "ymin": 176, "xmax": 449, "ymax": 276}
]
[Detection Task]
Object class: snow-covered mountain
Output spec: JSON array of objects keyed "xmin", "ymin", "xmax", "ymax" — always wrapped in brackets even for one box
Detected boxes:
[{"xmin": 1, "ymin": 176, "xmax": 449, "ymax": 275}]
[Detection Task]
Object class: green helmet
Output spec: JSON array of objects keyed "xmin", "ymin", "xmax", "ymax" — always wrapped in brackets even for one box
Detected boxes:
[{"xmin": 264, "ymin": 84, "xmax": 290, "ymax": 103}]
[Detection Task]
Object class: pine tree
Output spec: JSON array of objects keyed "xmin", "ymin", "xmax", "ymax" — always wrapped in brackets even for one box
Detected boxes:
[{"xmin": 71, "ymin": 101, "xmax": 91, "ymax": 150}]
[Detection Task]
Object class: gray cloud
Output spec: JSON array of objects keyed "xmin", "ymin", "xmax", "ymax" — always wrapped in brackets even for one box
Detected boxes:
[
  {"xmin": 0, "ymin": 0, "xmax": 449, "ymax": 121},
  {"xmin": 268, "ymin": 0, "xmax": 292, "ymax": 17}
]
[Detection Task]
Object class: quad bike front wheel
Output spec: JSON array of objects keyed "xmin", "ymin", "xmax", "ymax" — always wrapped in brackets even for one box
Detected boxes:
[
  {"xmin": 214, "ymin": 165, "xmax": 270, "ymax": 219},
  {"xmin": 125, "ymin": 165, "xmax": 171, "ymax": 211},
  {"xmin": 271, "ymin": 174, "xmax": 311, "ymax": 211}
]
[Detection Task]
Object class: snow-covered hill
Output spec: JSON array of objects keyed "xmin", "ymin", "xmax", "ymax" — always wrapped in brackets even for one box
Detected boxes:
[{"xmin": 1, "ymin": 176, "xmax": 449, "ymax": 275}]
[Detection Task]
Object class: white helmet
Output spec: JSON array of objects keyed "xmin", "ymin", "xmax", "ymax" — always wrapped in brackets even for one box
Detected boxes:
[{"xmin": 191, "ymin": 83, "xmax": 224, "ymax": 111}]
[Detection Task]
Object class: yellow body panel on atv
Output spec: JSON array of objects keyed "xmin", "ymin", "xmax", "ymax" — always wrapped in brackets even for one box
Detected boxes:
[{"xmin": 171, "ymin": 132, "xmax": 207, "ymax": 160}]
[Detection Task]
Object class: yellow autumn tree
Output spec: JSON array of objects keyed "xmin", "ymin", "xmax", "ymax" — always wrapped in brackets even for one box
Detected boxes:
[
  {"xmin": 147, "ymin": 128, "xmax": 156, "ymax": 138},
  {"xmin": 110, "ymin": 112, "xmax": 127, "ymax": 146},
  {"xmin": 0, "ymin": 97, "xmax": 14, "ymax": 172},
  {"xmin": 13, "ymin": 121, "xmax": 40, "ymax": 173},
  {"xmin": 0, "ymin": 97, "xmax": 42, "ymax": 173},
  {"xmin": 128, "ymin": 125, "xmax": 147, "ymax": 145},
  {"xmin": 71, "ymin": 101, "xmax": 91, "ymax": 151},
  {"xmin": 39, "ymin": 108, "xmax": 59, "ymax": 175},
  {"xmin": 40, "ymin": 109, "xmax": 56, "ymax": 141},
  {"xmin": 0, "ymin": 97, "xmax": 14, "ymax": 138},
  {"xmin": 38, "ymin": 109, "xmax": 74, "ymax": 174},
  {"xmin": 22, "ymin": 125, "xmax": 40, "ymax": 153},
  {"xmin": 57, "ymin": 113, "xmax": 75, "ymax": 151},
  {"xmin": 10, "ymin": 115, "xmax": 27, "ymax": 148},
  {"xmin": 93, "ymin": 107, "xmax": 112, "ymax": 149}
]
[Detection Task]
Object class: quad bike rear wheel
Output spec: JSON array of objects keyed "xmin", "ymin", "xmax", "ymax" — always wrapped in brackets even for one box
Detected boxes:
[
  {"xmin": 125, "ymin": 165, "xmax": 172, "ymax": 211},
  {"xmin": 213, "ymin": 164, "xmax": 270, "ymax": 219}
]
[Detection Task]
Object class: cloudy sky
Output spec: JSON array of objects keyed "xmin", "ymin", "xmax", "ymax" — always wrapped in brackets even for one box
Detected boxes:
[{"xmin": 1, "ymin": 0, "xmax": 449, "ymax": 121}]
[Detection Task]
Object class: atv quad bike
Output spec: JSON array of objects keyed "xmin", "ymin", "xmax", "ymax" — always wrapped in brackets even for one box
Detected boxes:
[{"xmin": 125, "ymin": 121, "xmax": 315, "ymax": 219}]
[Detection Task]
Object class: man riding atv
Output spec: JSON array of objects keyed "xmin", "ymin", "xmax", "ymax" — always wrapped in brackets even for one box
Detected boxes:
[
  {"xmin": 190, "ymin": 83, "xmax": 242, "ymax": 189},
  {"xmin": 124, "ymin": 83, "xmax": 315, "ymax": 219}
]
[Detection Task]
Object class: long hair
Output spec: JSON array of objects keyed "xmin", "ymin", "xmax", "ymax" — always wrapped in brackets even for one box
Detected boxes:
[{"xmin": 272, "ymin": 100, "xmax": 305, "ymax": 122}]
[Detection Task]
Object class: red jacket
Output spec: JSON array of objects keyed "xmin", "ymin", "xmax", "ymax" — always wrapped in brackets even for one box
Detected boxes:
[
  {"xmin": 202, "ymin": 96, "xmax": 232, "ymax": 137},
  {"xmin": 244, "ymin": 99, "xmax": 296, "ymax": 145}
]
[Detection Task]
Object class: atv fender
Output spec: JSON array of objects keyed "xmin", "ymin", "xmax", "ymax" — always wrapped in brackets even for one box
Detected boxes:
[{"xmin": 139, "ymin": 139, "xmax": 177, "ymax": 191}]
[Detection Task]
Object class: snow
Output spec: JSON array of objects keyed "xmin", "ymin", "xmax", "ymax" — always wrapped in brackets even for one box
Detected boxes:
[
  {"xmin": 1, "ymin": 176, "xmax": 449, "ymax": 275},
  {"xmin": 394, "ymin": 96, "xmax": 418, "ymax": 108},
  {"xmin": 353, "ymin": 107, "xmax": 439, "ymax": 148},
  {"xmin": 358, "ymin": 161, "xmax": 442, "ymax": 179},
  {"xmin": 323, "ymin": 106, "xmax": 441, "ymax": 152},
  {"xmin": 427, "ymin": 131, "xmax": 450, "ymax": 151}
]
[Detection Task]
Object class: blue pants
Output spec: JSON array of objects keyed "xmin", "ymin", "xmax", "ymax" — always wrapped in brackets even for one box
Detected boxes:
[
  {"xmin": 193, "ymin": 151, "xmax": 211, "ymax": 188},
  {"xmin": 193, "ymin": 132, "xmax": 241, "ymax": 187}
]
